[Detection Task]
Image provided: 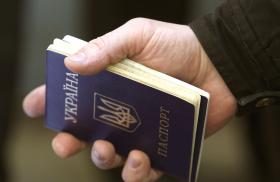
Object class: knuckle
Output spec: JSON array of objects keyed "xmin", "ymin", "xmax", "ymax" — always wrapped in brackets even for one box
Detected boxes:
[
  {"xmin": 88, "ymin": 36, "xmax": 107, "ymax": 51},
  {"xmin": 125, "ymin": 17, "xmax": 154, "ymax": 31},
  {"xmin": 123, "ymin": 18, "xmax": 155, "ymax": 54},
  {"xmin": 126, "ymin": 17, "xmax": 149, "ymax": 25}
]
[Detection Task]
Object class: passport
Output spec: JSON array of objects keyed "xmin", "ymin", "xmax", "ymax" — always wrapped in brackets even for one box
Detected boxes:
[{"xmin": 45, "ymin": 35, "xmax": 209, "ymax": 181}]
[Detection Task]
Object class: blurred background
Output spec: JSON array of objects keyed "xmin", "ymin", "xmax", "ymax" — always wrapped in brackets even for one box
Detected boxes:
[{"xmin": 1, "ymin": 0, "xmax": 279, "ymax": 181}]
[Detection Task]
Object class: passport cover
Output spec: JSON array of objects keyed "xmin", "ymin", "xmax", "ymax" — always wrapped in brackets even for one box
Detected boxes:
[{"xmin": 45, "ymin": 49, "xmax": 208, "ymax": 181}]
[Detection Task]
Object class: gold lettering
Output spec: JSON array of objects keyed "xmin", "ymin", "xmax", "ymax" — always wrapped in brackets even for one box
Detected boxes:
[
  {"xmin": 159, "ymin": 119, "xmax": 169, "ymax": 127},
  {"xmin": 64, "ymin": 72, "xmax": 79, "ymax": 124},
  {"xmin": 157, "ymin": 106, "xmax": 170, "ymax": 158},
  {"xmin": 157, "ymin": 143, "xmax": 168, "ymax": 157},
  {"xmin": 158, "ymin": 127, "xmax": 168, "ymax": 142},
  {"xmin": 160, "ymin": 106, "xmax": 170, "ymax": 114}
]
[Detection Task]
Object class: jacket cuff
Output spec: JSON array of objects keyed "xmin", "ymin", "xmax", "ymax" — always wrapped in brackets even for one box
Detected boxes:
[{"xmin": 189, "ymin": 0, "xmax": 279, "ymax": 114}]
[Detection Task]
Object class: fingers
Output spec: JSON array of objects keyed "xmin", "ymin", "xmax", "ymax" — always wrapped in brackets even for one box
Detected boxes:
[
  {"xmin": 91, "ymin": 140, "xmax": 124, "ymax": 169},
  {"xmin": 52, "ymin": 132, "xmax": 86, "ymax": 159},
  {"xmin": 64, "ymin": 18, "xmax": 154, "ymax": 75},
  {"xmin": 22, "ymin": 85, "xmax": 46, "ymax": 118},
  {"xmin": 91, "ymin": 141, "xmax": 162, "ymax": 182},
  {"xmin": 122, "ymin": 150, "xmax": 162, "ymax": 182},
  {"xmin": 23, "ymin": 78, "xmax": 162, "ymax": 182}
]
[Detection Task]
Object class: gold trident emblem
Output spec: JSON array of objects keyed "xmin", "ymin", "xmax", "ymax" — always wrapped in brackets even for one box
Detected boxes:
[
  {"xmin": 94, "ymin": 93, "xmax": 141, "ymax": 132},
  {"xmin": 97, "ymin": 98, "xmax": 137, "ymax": 128}
]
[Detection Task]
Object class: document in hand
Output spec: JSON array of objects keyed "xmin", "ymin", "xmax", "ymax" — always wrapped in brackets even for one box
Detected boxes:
[{"xmin": 45, "ymin": 35, "xmax": 209, "ymax": 181}]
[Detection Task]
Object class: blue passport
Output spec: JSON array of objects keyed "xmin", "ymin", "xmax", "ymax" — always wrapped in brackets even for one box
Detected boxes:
[{"xmin": 45, "ymin": 35, "xmax": 209, "ymax": 181}]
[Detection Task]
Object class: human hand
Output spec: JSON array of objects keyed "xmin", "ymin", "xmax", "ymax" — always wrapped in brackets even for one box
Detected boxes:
[{"xmin": 23, "ymin": 18, "xmax": 237, "ymax": 181}]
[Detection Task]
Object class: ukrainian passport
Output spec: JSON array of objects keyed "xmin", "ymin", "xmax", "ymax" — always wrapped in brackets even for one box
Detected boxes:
[{"xmin": 45, "ymin": 35, "xmax": 209, "ymax": 181}]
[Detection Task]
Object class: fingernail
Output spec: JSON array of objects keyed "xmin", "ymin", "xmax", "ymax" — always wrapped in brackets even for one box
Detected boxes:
[
  {"xmin": 128, "ymin": 156, "xmax": 141, "ymax": 169},
  {"xmin": 93, "ymin": 148, "xmax": 106, "ymax": 163},
  {"xmin": 66, "ymin": 52, "xmax": 87, "ymax": 63}
]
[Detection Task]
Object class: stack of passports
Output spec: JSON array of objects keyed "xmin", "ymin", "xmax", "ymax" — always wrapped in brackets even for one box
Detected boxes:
[{"xmin": 46, "ymin": 35, "xmax": 209, "ymax": 181}]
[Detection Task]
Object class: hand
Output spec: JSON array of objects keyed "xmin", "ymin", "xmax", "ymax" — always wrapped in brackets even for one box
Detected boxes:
[{"xmin": 23, "ymin": 18, "xmax": 237, "ymax": 182}]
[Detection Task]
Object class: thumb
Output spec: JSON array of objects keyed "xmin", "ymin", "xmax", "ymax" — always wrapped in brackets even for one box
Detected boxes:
[{"xmin": 64, "ymin": 18, "xmax": 154, "ymax": 75}]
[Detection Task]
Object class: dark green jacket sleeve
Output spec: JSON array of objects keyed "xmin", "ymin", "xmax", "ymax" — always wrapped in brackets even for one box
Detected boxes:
[{"xmin": 190, "ymin": 0, "xmax": 280, "ymax": 113}]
